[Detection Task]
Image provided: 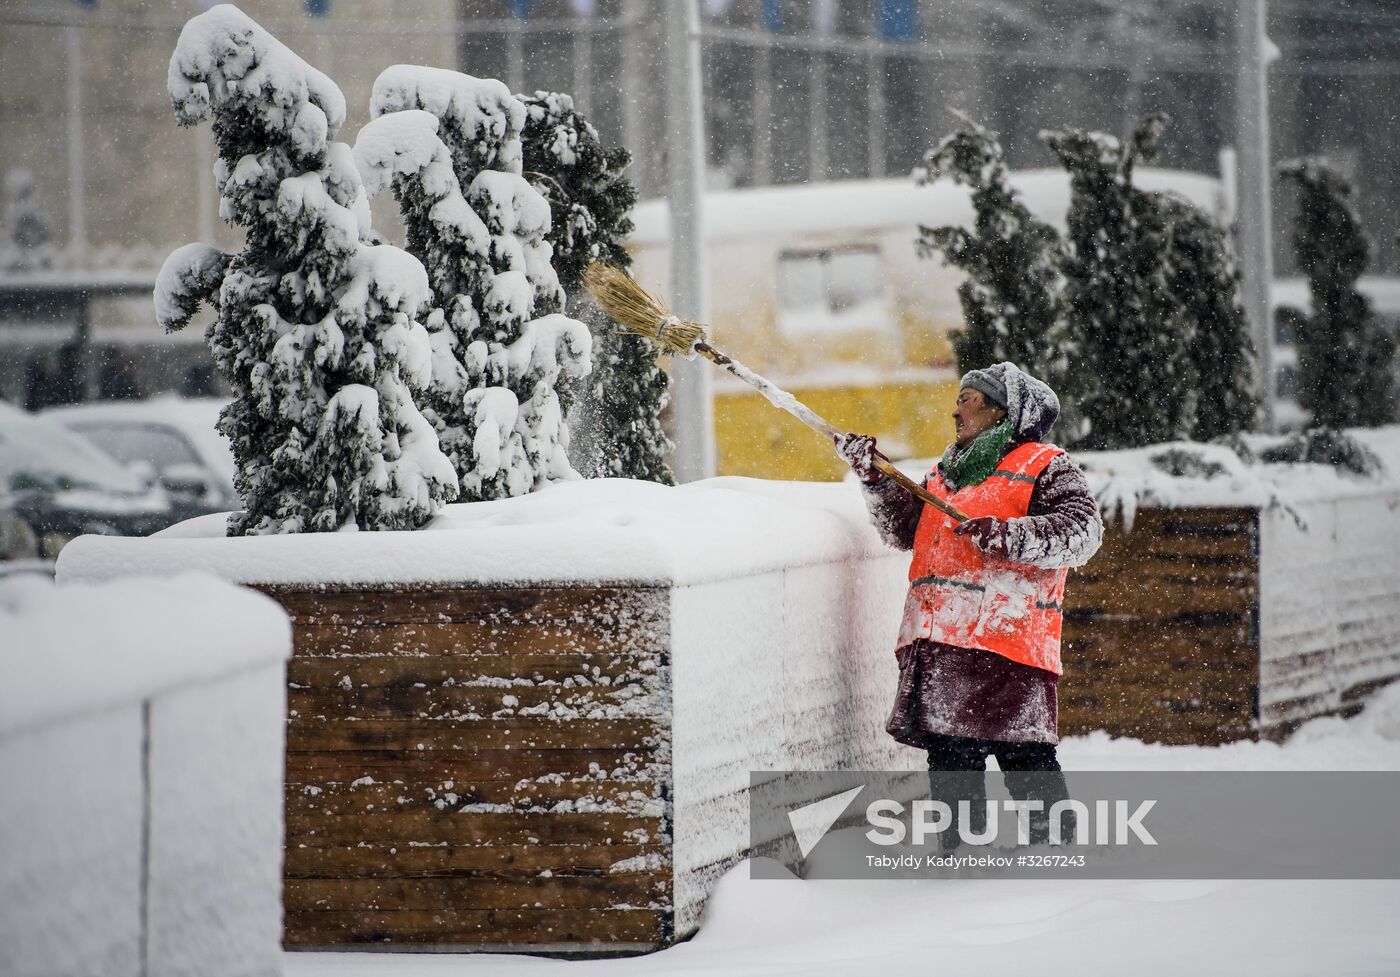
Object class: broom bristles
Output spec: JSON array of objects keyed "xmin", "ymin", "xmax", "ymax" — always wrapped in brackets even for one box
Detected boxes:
[{"xmin": 583, "ymin": 263, "xmax": 708, "ymax": 357}]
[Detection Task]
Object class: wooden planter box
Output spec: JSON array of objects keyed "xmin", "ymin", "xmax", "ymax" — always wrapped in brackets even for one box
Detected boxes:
[
  {"xmin": 274, "ymin": 584, "xmax": 674, "ymax": 952},
  {"xmin": 262, "ymin": 552, "xmax": 918, "ymax": 954},
  {"xmin": 1061, "ymin": 492, "xmax": 1400, "ymax": 745},
  {"xmin": 1060, "ymin": 507, "xmax": 1261, "ymax": 745}
]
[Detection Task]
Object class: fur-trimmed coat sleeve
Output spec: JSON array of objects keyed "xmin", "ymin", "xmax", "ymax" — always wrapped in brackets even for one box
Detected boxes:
[
  {"xmin": 858, "ymin": 475, "xmax": 923, "ymax": 551},
  {"xmin": 857, "ymin": 452, "xmax": 1103, "ymax": 569}
]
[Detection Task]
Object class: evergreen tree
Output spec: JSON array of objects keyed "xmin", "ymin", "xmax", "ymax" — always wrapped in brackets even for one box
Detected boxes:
[
  {"xmin": 518, "ymin": 91, "xmax": 674, "ymax": 484},
  {"xmin": 363, "ymin": 67, "xmax": 592, "ymax": 501},
  {"xmin": 1041, "ymin": 113, "xmax": 1197, "ymax": 450},
  {"xmin": 1155, "ymin": 194, "xmax": 1259, "ymax": 441},
  {"xmin": 915, "ymin": 122, "xmax": 1068, "ymax": 383},
  {"xmin": 1277, "ymin": 157, "xmax": 1399, "ymax": 428},
  {"xmin": 156, "ymin": 6, "xmax": 456, "ymax": 534}
]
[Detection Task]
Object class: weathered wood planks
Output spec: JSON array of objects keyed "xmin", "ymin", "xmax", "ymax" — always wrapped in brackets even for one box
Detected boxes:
[
  {"xmin": 1059, "ymin": 507, "xmax": 1261, "ymax": 745},
  {"xmin": 263, "ymin": 583, "xmax": 673, "ymax": 952}
]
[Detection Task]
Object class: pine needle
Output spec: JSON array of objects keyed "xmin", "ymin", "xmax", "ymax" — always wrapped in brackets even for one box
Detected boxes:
[{"xmin": 583, "ymin": 263, "xmax": 708, "ymax": 357}]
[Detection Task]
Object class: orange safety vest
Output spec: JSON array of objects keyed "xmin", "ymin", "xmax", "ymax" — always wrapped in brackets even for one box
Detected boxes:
[{"xmin": 900, "ymin": 441, "xmax": 1068, "ymax": 674}]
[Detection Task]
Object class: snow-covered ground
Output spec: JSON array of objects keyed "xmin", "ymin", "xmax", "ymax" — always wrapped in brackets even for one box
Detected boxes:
[{"xmin": 287, "ymin": 684, "xmax": 1400, "ymax": 977}]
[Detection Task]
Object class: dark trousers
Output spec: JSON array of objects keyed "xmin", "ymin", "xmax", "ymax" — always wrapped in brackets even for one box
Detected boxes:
[{"xmin": 925, "ymin": 732, "xmax": 1072, "ymax": 849}]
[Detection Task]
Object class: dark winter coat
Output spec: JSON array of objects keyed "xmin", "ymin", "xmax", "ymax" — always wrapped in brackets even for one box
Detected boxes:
[{"xmin": 859, "ymin": 368, "xmax": 1103, "ymax": 746}]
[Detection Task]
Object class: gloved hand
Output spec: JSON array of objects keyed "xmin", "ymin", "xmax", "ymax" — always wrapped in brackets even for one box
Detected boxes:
[
  {"xmin": 836, "ymin": 432, "xmax": 884, "ymax": 483},
  {"xmin": 953, "ymin": 515, "xmax": 1010, "ymax": 557}
]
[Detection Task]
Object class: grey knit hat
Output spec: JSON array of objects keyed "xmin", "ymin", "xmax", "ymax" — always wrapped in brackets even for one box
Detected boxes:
[
  {"xmin": 960, "ymin": 362, "xmax": 1061, "ymax": 442},
  {"xmin": 959, "ymin": 368, "xmax": 1009, "ymax": 411}
]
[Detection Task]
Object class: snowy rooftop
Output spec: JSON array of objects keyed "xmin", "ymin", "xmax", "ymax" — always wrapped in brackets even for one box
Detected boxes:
[
  {"xmin": 628, "ymin": 168, "xmax": 1224, "ymax": 246},
  {"xmin": 0, "ymin": 572, "xmax": 290, "ymax": 735},
  {"xmin": 55, "ymin": 476, "xmax": 892, "ymax": 590}
]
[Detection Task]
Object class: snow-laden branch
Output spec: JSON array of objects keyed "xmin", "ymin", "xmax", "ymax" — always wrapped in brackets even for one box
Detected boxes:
[{"xmin": 154, "ymin": 243, "xmax": 231, "ymax": 333}]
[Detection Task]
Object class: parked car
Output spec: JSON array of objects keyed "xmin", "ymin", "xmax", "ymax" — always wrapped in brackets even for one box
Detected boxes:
[
  {"xmin": 44, "ymin": 397, "xmax": 237, "ymax": 513},
  {"xmin": 0, "ymin": 400, "xmax": 175, "ymax": 563}
]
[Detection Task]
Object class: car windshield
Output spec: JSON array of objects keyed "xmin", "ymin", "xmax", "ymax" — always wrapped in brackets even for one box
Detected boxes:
[
  {"xmin": 66, "ymin": 422, "xmax": 200, "ymax": 472},
  {"xmin": 0, "ymin": 401, "xmax": 146, "ymax": 495}
]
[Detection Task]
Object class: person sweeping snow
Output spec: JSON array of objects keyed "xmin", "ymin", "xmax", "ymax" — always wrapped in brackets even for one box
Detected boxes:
[{"xmin": 839, "ymin": 362, "xmax": 1103, "ymax": 848}]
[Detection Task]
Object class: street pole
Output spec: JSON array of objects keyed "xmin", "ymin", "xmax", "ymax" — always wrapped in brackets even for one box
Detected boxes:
[
  {"xmin": 753, "ymin": 36, "xmax": 773, "ymax": 186},
  {"xmin": 866, "ymin": 36, "xmax": 886, "ymax": 178},
  {"xmin": 810, "ymin": 46, "xmax": 828, "ymax": 182},
  {"xmin": 1235, "ymin": 0, "xmax": 1277, "ymax": 431},
  {"xmin": 65, "ymin": 23, "xmax": 86, "ymax": 265},
  {"xmin": 664, "ymin": 0, "xmax": 716, "ymax": 481},
  {"xmin": 621, "ymin": 0, "xmax": 647, "ymax": 194}
]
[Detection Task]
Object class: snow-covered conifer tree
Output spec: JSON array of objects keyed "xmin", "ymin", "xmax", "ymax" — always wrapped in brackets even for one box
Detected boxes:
[
  {"xmin": 1156, "ymin": 194, "xmax": 1259, "ymax": 441},
  {"xmin": 518, "ymin": 91, "xmax": 673, "ymax": 484},
  {"xmin": 156, "ymin": 5, "xmax": 457, "ymax": 534},
  {"xmin": 361, "ymin": 67, "xmax": 591, "ymax": 501},
  {"xmin": 1041, "ymin": 114, "xmax": 1197, "ymax": 450},
  {"xmin": 915, "ymin": 122, "xmax": 1068, "ymax": 383},
  {"xmin": 1278, "ymin": 157, "xmax": 1398, "ymax": 428}
]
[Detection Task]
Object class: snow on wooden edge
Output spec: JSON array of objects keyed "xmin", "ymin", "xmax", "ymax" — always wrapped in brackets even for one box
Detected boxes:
[{"xmin": 55, "ymin": 477, "xmax": 891, "ymax": 590}]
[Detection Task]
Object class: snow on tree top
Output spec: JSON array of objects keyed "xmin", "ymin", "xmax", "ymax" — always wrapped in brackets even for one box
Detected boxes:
[
  {"xmin": 520, "ymin": 90, "xmax": 601, "ymax": 169},
  {"xmin": 370, "ymin": 64, "xmax": 524, "ymax": 176},
  {"xmin": 276, "ymin": 171, "xmax": 362, "ymax": 258},
  {"xmin": 351, "ymin": 110, "xmax": 491, "ymax": 250},
  {"xmin": 468, "ymin": 170, "xmax": 553, "ymax": 240},
  {"xmin": 154, "ymin": 242, "xmax": 230, "ymax": 332},
  {"xmin": 504, "ymin": 313, "xmax": 593, "ymax": 382},
  {"xmin": 168, "ymin": 4, "xmax": 346, "ymax": 158},
  {"xmin": 336, "ymin": 245, "xmax": 433, "ymax": 322},
  {"xmin": 352, "ymin": 110, "xmax": 454, "ymax": 200}
]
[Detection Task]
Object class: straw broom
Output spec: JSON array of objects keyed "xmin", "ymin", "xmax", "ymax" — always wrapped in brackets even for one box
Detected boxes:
[{"xmin": 583, "ymin": 263, "xmax": 970, "ymax": 523}]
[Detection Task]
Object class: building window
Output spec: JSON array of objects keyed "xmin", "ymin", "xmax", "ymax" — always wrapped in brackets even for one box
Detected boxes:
[
  {"xmin": 1273, "ymin": 306, "xmax": 1302, "ymax": 346},
  {"xmin": 1276, "ymin": 363, "xmax": 1299, "ymax": 400},
  {"xmin": 775, "ymin": 246, "xmax": 890, "ymax": 336}
]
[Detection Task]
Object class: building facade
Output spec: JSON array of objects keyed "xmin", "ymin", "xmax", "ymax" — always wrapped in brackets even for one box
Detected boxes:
[{"xmin": 2, "ymin": 0, "xmax": 1397, "ymax": 440}]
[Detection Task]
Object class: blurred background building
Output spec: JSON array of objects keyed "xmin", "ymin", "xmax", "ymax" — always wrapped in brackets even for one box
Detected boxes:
[{"xmin": 2, "ymin": 0, "xmax": 1399, "ymax": 474}]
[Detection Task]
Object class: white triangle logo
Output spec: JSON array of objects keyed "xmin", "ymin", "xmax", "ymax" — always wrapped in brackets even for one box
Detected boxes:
[{"xmin": 787, "ymin": 785, "xmax": 865, "ymax": 858}]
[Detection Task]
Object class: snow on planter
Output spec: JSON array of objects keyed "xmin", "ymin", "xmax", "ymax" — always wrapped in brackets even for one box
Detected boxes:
[
  {"xmin": 0, "ymin": 573, "xmax": 291, "ymax": 977},
  {"xmin": 57, "ymin": 476, "xmax": 920, "ymax": 952}
]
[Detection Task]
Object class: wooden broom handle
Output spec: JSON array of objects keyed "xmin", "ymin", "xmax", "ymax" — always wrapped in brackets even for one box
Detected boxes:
[
  {"xmin": 870, "ymin": 456, "xmax": 971, "ymax": 524},
  {"xmin": 691, "ymin": 340, "xmax": 970, "ymax": 524}
]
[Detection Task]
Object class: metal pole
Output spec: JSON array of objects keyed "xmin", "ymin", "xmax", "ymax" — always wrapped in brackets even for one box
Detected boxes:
[
  {"xmin": 866, "ymin": 39, "xmax": 886, "ymax": 178},
  {"xmin": 664, "ymin": 0, "xmax": 715, "ymax": 481},
  {"xmin": 621, "ymin": 0, "xmax": 647, "ymax": 194},
  {"xmin": 572, "ymin": 22, "xmax": 593, "ymax": 113},
  {"xmin": 810, "ymin": 46, "xmax": 829, "ymax": 182},
  {"xmin": 1235, "ymin": 0, "xmax": 1277, "ymax": 430},
  {"xmin": 753, "ymin": 37, "xmax": 773, "ymax": 186},
  {"xmin": 65, "ymin": 24, "xmax": 86, "ymax": 263},
  {"xmin": 507, "ymin": 19, "xmax": 525, "ymax": 93}
]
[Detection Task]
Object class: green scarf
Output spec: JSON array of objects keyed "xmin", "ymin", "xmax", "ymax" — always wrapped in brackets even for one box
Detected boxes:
[{"xmin": 940, "ymin": 418, "xmax": 1013, "ymax": 491}]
